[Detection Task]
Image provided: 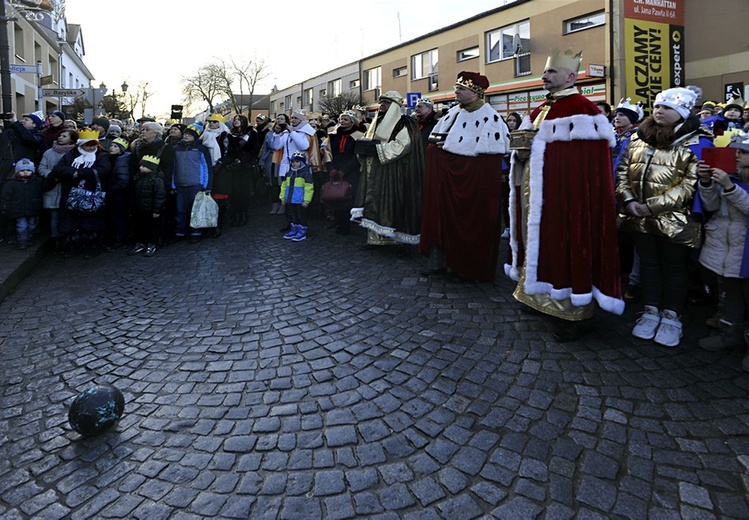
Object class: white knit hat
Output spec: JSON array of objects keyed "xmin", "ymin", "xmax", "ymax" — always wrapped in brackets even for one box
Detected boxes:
[{"xmin": 653, "ymin": 88, "xmax": 697, "ymax": 120}]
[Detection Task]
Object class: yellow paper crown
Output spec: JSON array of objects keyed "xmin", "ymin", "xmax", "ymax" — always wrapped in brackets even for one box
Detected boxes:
[
  {"xmin": 140, "ymin": 155, "xmax": 160, "ymax": 166},
  {"xmin": 206, "ymin": 113, "xmax": 225, "ymax": 123},
  {"xmin": 725, "ymin": 97, "xmax": 745, "ymax": 109},
  {"xmin": 545, "ymin": 48, "xmax": 583, "ymax": 72},
  {"xmin": 78, "ymin": 129, "xmax": 100, "ymax": 141}
]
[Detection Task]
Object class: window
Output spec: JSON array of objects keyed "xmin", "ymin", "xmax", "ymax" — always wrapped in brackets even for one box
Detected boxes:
[
  {"xmin": 13, "ymin": 25, "xmax": 24, "ymax": 59},
  {"xmin": 304, "ymin": 88, "xmax": 313, "ymax": 106},
  {"xmin": 565, "ymin": 11, "xmax": 605, "ymax": 34},
  {"xmin": 350, "ymin": 78, "xmax": 360, "ymax": 89},
  {"xmin": 328, "ymin": 78, "xmax": 342, "ymax": 97},
  {"xmin": 457, "ymin": 46, "xmax": 480, "ymax": 62},
  {"xmin": 486, "ymin": 20, "xmax": 529, "ymax": 63},
  {"xmin": 393, "ymin": 66, "xmax": 407, "ymax": 78},
  {"xmin": 284, "ymin": 95, "xmax": 292, "ymax": 109},
  {"xmin": 364, "ymin": 67, "xmax": 381, "ymax": 91},
  {"xmin": 514, "ymin": 52, "xmax": 531, "ymax": 77},
  {"xmin": 412, "ymin": 49, "xmax": 438, "ymax": 80}
]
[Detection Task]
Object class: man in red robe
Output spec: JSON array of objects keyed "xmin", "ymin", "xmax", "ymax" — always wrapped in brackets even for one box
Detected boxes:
[
  {"xmin": 506, "ymin": 49, "xmax": 624, "ymax": 341},
  {"xmin": 419, "ymin": 71, "xmax": 510, "ymax": 281}
]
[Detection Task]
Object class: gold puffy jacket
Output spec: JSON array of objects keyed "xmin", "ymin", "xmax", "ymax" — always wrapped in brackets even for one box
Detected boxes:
[{"xmin": 615, "ymin": 130, "xmax": 704, "ymax": 248}]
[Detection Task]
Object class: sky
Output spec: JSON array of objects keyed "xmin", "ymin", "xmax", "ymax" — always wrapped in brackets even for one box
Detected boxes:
[{"xmin": 63, "ymin": 0, "xmax": 500, "ymax": 118}]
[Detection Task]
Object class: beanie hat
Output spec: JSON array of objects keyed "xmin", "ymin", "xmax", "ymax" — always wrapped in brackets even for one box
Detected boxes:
[
  {"xmin": 140, "ymin": 155, "xmax": 160, "ymax": 171},
  {"xmin": 23, "ymin": 112, "xmax": 44, "ymax": 129},
  {"xmin": 291, "ymin": 110, "xmax": 308, "ymax": 124},
  {"xmin": 111, "ymin": 137, "xmax": 129, "ymax": 153},
  {"xmin": 290, "ymin": 151, "xmax": 307, "ymax": 165},
  {"xmin": 14, "ymin": 158, "xmax": 35, "ymax": 173},
  {"xmin": 107, "ymin": 124, "xmax": 122, "ymax": 136},
  {"xmin": 653, "ymin": 88, "xmax": 697, "ymax": 121},
  {"xmin": 92, "ymin": 116, "xmax": 110, "ymax": 132},
  {"xmin": 184, "ymin": 122, "xmax": 203, "ymax": 140},
  {"xmin": 49, "ymin": 110, "xmax": 66, "ymax": 122}
]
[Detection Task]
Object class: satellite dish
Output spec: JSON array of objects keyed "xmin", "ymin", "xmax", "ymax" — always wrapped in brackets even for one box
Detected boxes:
[{"xmin": 512, "ymin": 33, "xmax": 523, "ymax": 55}]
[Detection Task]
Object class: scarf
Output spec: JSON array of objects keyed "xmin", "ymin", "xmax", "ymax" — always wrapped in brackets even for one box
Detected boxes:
[
  {"xmin": 72, "ymin": 146, "xmax": 97, "ymax": 168},
  {"xmin": 201, "ymin": 124, "xmax": 228, "ymax": 165},
  {"xmin": 53, "ymin": 142, "xmax": 76, "ymax": 155}
]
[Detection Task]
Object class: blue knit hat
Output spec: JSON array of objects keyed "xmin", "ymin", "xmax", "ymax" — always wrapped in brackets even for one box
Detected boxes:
[
  {"xmin": 15, "ymin": 158, "xmax": 35, "ymax": 173},
  {"xmin": 23, "ymin": 113, "xmax": 44, "ymax": 129},
  {"xmin": 290, "ymin": 151, "xmax": 307, "ymax": 165}
]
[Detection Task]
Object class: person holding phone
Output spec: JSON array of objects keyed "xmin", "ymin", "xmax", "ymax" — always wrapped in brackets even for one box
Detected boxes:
[
  {"xmin": 616, "ymin": 88, "xmax": 712, "ymax": 347},
  {"xmin": 696, "ymin": 135, "xmax": 749, "ymax": 366}
]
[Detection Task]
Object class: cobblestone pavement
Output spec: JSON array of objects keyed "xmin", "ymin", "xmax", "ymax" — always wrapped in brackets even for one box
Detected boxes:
[{"xmin": 1, "ymin": 206, "xmax": 749, "ymax": 519}]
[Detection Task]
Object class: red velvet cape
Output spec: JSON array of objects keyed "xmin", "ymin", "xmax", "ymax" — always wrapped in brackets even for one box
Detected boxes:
[{"xmin": 419, "ymin": 146, "xmax": 504, "ymax": 281}]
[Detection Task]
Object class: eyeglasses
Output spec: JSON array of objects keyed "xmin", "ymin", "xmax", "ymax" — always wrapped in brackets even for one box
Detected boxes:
[{"xmin": 208, "ymin": 120, "xmax": 220, "ymax": 123}]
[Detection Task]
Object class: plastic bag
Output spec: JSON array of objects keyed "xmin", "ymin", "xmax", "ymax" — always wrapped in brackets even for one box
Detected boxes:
[{"xmin": 190, "ymin": 191, "xmax": 219, "ymax": 228}]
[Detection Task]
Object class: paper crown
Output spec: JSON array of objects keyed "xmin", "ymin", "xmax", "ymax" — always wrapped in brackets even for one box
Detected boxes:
[
  {"xmin": 724, "ymin": 97, "xmax": 745, "ymax": 110},
  {"xmin": 654, "ymin": 88, "xmax": 698, "ymax": 120},
  {"xmin": 140, "ymin": 155, "xmax": 160, "ymax": 167},
  {"xmin": 351, "ymin": 105, "xmax": 365, "ymax": 113},
  {"xmin": 290, "ymin": 151, "xmax": 307, "ymax": 164},
  {"xmin": 615, "ymin": 97, "xmax": 644, "ymax": 123},
  {"xmin": 455, "ymin": 71, "xmax": 490, "ymax": 95},
  {"xmin": 206, "ymin": 113, "xmax": 225, "ymax": 123},
  {"xmin": 341, "ymin": 109, "xmax": 360, "ymax": 122},
  {"xmin": 112, "ymin": 137, "xmax": 129, "ymax": 150},
  {"xmin": 415, "ymin": 97, "xmax": 433, "ymax": 107},
  {"xmin": 77, "ymin": 129, "xmax": 100, "ymax": 141},
  {"xmin": 545, "ymin": 48, "xmax": 583, "ymax": 71},
  {"xmin": 730, "ymin": 132, "xmax": 749, "ymax": 152}
]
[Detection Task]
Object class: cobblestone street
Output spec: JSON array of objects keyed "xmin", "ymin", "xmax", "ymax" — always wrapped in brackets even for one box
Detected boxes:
[{"xmin": 1, "ymin": 207, "xmax": 749, "ymax": 519}]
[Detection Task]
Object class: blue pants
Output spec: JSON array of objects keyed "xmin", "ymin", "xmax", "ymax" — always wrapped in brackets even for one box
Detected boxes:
[
  {"xmin": 175, "ymin": 185, "xmax": 203, "ymax": 237},
  {"xmin": 16, "ymin": 216, "xmax": 38, "ymax": 243}
]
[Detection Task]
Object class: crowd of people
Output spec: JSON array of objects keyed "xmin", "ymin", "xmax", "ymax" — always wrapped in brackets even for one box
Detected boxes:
[{"xmin": 2, "ymin": 49, "xmax": 749, "ymax": 370}]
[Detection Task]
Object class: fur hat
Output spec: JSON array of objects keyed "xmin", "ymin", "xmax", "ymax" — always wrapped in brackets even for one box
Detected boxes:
[
  {"xmin": 92, "ymin": 116, "xmax": 110, "ymax": 132},
  {"xmin": 184, "ymin": 122, "xmax": 203, "ymax": 140},
  {"xmin": 653, "ymin": 88, "xmax": 697, "ymax": 121},
  {"xmin": 23, "ymin": 112, "xmax": 44, "ymax": 129},
  {"xmin": 140, "ymin": 155, "xmax": 160, "ymax": 171},
  {"xmin": 290, "ymin": 151, "xmax": 307, "ymax": 165},
  {"xmin": 455, "ymin": 72, "xmax": 490, "ymax": 96},
  {"xmin": 614, "ymin": 97, "xmax": 644, "ymax": 125},
  {"xmin": 14, "ymin": 158, "xmax": 35, "ymax": 173},
  {"xmin": 111, "ymin": 137, "xmax": 129, "ymax": 153}
]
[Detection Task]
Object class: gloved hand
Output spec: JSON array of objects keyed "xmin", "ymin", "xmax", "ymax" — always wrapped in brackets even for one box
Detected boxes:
[{"xmin": 355, "ymin": 139, "xmax": 378, "ymax": 157}]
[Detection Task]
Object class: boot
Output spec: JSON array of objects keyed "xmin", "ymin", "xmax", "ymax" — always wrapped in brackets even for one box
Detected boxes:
[
  {"xmin": 291, "ymin": 225, "xmax": 308, "ymax": 242},
  {"xmin": 270, "ymin": 202, "xmax": 280, "ymax": 215},
  {"xmin": 698, "ymin": 320, "xmax": 744, "ymax": 351},
  {"xmin": 654, "ymin": 309, "xmax": 682, "ymax": 347},
  {"xmin": 284, "ymin": 223, "xmax": 299, "ymax": 239}
]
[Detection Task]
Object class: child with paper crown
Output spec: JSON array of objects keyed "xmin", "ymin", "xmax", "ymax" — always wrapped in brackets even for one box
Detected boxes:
[{"xmin": 128, "ymin": 155, "xmax": 166, "ymax": 257}]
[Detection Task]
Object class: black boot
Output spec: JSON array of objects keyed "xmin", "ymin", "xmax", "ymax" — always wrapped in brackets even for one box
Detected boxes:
[{"xmin": 553, "ymin": 319, "xmax": 594, "ymax": 343}]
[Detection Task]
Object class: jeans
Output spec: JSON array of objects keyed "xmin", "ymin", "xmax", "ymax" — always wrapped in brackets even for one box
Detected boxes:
[
  {"xmin": 16, "ymin": 216, "xmax": 38, "ymax": 243},
  {"xmin": 175, "ymin": 185, "xmax": 203, "ymax": 237},
  {"xmin": 633, "ymin": 232, "xmax": 690, "ymax": 313}
]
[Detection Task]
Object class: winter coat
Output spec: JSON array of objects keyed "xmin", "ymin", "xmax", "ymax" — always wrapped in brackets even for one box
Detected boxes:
[
  {"xmin": 171, "ymin": 140, "xmax": 211, "ymax": 188},
  {"xmin": 615, "ymin": 117, "xmax": 708, "ymax": 248},
  {"xmin": 698, "ymin": 180, "xmax": 749, "ymax": 278},
  {"xmin": 270, "ymin": 129, "xmax": 310, "ymax": 178},
  {"xmin": 280, "ymin": 165, "xmax": 314, "ymax": 205},
  {"xmin": 51, "ymin": 148, "xmax": 112, "ymax": 208},
  {"xmin": 109, "ymin": 152, "xmax": 131, "ymax": 192},
  {"xmin": 1, "ymin": 175, "xmax": 43, "ymax": 218},
  {"xmin": 40, "ymin": 124, "xmax": 66, "ymax": 150},
  {"xmin": 38, "ymin": 143, "xmax": 75, "ymax": 209},
  {"xmin": 260, "ymin": 130, "xmax": 280, "ymax": 179},
  {"xmin": 132, "ymin": 169, "xmax": 166, "ymax": 214},
  {"xmin": 0, "ymin": 122, "xmax": 44, "ymax": 181}
]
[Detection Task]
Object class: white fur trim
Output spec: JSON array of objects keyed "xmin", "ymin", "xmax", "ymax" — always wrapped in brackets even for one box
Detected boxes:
[
  {"xmin": 522, "ymin": 112, "xmax": 621, "ymax": 314},
  {"xmin": 436, "ymin": 104, "xmax": 510, "ymax": 157},
  {"xmin": 355, "ymin": 217, "xmax": 419, "ymax": 245}
]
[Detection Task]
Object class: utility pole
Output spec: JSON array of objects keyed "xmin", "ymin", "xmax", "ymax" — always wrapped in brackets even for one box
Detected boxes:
[{"xmin": 0, "ymin": 1, "xmax": 14, "ymax": 121}]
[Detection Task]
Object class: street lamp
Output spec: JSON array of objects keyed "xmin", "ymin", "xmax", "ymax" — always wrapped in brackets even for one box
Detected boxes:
[{"xmin": 121, "ymin": 81, "xmax": 128, "ymax": 93}]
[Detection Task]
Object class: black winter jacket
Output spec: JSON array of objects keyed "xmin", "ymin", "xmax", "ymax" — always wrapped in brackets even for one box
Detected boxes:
[
  {"xmin": 132, "ymin": 169, "xmax": 166, "ymax": 214},
  {"xmin": 0, "ymin": 175, "xmax": 43, "ymax": 218}
]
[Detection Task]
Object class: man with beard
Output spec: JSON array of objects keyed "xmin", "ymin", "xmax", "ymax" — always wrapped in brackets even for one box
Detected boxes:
[
  {"xmin": 419, "ymin": 72, "xmax": 509, "ymax": 282},
  {"xmin": 352, "ymin": 91, "xmax": 424, "ymax": 246},
  {"xmin": 506, "ymin": 49, "xmax": 624, "ymax": 342}
]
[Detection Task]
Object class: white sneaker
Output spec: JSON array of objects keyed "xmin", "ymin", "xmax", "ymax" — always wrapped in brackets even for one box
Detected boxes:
[
  {"xmin": 654, "ymin": 309, "xmax": 682, "ymax": 347},
  {"xmin": 632, "ymin": 305, "xmax": 660, "ymax": 340}
]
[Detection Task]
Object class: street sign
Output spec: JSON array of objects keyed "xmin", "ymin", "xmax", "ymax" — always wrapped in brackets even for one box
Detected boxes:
[
  {"xmin": 40, "ymin": 75, "xmax": 54, "ymax": 86},
  {"xmin": 406, "ymin": 92, "xmax": 422, "ymax": 108},
  {"xmin": 10, "ymin": 64, "xmax": 38, "ymax": 74},
  {"xmin": 42, "ymin": 88, "xmax": 86, "ymax": 98}
]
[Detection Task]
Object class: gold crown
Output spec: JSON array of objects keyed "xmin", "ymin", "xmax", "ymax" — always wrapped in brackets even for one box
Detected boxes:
[
  {"xmin": 78, "ymin": 129, "xmax": 100, "ymax": 141},
  {"xmin": 141, "ymin": 155, "xmax": 160, "ymax": 165},
  {"xmin": 545, "ymin": 48, "xmax": 583, "ymax": 72},
  {"xmin": 725, "ymin": 97, "xmax": 745, "ymax": 108}
]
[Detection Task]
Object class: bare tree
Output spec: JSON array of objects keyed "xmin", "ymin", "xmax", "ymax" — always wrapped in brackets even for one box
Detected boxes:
[
  {"xmin": 181, "ymin": 64, "xmax": 224, "ymax": 113},
  {"xmin": 318, "ymin": 92, "xmax": 364, "ymax": 120},
  {"xmin": 230, "ymin": 58, "xmax": 269, "ymax": 114}
]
